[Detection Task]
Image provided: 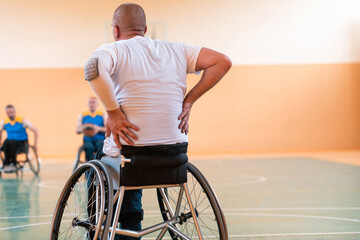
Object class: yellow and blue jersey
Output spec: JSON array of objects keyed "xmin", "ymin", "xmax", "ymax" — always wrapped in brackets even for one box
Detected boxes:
[
  {"xmin": 82, "ymin": 111, "xmax": 105, "ymax": 141},
  {"xmin": 3, "ymin": 116, "xmax": 28, "ymax": 141}
]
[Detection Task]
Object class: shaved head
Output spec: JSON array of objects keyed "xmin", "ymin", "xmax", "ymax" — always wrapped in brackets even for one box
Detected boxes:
[
  {"xmin": 5, "ymin": 104, "xmax": 16, "ymax": 120},
  {"xmin": 88, "ymin": 96, "xmax": 98, "ymax": 111},
  {"xmin": 113, "ymin": 3, "xmax": 146, "ymax": 33}
]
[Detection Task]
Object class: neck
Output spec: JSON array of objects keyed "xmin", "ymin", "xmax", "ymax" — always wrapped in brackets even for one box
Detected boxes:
[{"xmin": 119, "ymin": 31, "xmax": 144, "ymax": 40}]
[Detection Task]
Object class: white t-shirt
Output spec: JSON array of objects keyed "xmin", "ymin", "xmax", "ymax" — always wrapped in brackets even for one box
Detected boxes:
[{"xmin": 94, "ymin": 36, "xmax": 201, "ymax": 146}]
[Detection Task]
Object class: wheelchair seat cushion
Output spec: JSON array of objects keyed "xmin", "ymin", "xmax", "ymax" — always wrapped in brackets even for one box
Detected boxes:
[{"xmin": 120, "ymin": 143, "xmax": 188, "ymax": 186}]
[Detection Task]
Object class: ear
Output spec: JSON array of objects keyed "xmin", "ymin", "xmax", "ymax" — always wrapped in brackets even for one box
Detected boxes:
[
  {"xmin": 144, "ymin": 25, "xmax": 147, "ymax": 35},
  {"xmin": 113, "ymin": 25, "xmax": 121, "ymax": 41}
]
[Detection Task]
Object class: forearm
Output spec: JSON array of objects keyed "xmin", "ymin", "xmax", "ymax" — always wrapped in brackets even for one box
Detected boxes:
[
  {"xmin": 76, "ymin": 121, "xmax": 83, "ymax": 134},
  {"xmin": 76, "ymin": 125, "xmax": 83, "ymax": 134},
  {"xmin": 185, "ymin": 60, "xmax": 231, "ymax": 104},
  {"xmin": 33, "ymin": 130, "xmax": 38, "ymax": 146},
  {"xmin": 99, "ymin": 126, "xmax": 106, "ymax": 132},
  {"xmin": 88, "ymin": 75, "xmax": 119, "ymax": 111}
]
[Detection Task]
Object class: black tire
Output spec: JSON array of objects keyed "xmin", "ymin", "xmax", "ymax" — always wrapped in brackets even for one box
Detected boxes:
[
  {"xmin": 89, "ymin": 160, "xmax": 114, "ymax": 239},
  {"xmin": 27, "ymin": 146, "xmax": 40, "ymax": 175},
  {"xmin": 0, "ymin": 147, "xmax": 4, "ymax": 166},
  {"xmin": 50, "ymin": 163, "xmax": 109, "ymax": 240},
  {"xmin": 157, "ymin": 162, "xmax": 227, "ymax": 240},
  {"xmin": 0, "ymin": 148, "xmax": 3, "ymax": 177},
  {"xmin": 73, "ymin": 145, "xmax": 86, "ymax": 172}
]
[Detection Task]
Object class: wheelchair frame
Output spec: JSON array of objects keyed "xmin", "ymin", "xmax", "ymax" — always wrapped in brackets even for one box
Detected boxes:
[
  {"xmin": 50, "ymin": 157, "xmax": 227, "ymax": 240},
  {"xmin": 0, "ymin": 143, "xmax": 40, "ymax": 177},
  {"xmin": 73, "ymin": 144, "xmax": 87, "ymax": 172}
]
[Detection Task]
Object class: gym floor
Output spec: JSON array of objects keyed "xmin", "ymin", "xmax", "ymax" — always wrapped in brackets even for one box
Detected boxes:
[{"xmin": 0, "ymin": 151, "xmax": 359, "ymax": 240}]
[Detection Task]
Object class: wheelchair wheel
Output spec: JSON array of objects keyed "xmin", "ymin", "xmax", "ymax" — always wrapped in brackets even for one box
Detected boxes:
[
  {"xmin": 27, "ymin": 146, "xmax": 40, "ymax": 175},
  {"xmin": 73, "ymin": 145, "xmax": 86, "ymax": 172},
  {"xmin": 157, "ymin": 162, "xmax": 227, "ymax": 240},
  {"xmin": 0, "ymin": 148, "xmax": 4, "ymax": 165},
  {"xmin": 0, "ymin": 148, "xmax": 4, "ymax": 176},
  {"xmin": 89, "ymin": 160, "xmax": 114, "ymax": 239},
  {"xmin": 50, "ymin": 163, "xmax": 110, "ymax": 240}
]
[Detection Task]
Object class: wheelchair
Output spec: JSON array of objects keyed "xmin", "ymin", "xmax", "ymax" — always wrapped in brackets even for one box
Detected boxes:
[
  {"xmin": 73, "ymin": 141, "xmax": 104, "ymax": 172},
  {"xmin": 73, "ymin": 144, "xmax": 87, "ymax": 172},
  {"xmin": 0, "ymin": 142, "xmax": 40, "ymax": 177},
  {"xmin": 50, "ymin": 144, "xmax": 227, "ymax": 240}
]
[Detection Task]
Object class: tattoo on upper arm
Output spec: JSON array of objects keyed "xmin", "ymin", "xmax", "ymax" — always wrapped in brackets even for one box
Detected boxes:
[{"xmin": 84, "ymin": 58, "xmax": 99, "ymax": 81}]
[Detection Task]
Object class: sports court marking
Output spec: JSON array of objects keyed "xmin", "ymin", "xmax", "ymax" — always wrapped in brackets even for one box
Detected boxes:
[
  {"xmin": 1, "ymin": 207, "xmax": 357, "ymax": 220},
  {"xmin": 141, "ymin": 232, "xmax": 360, "ymax": 239},
  {"xmin": 0, "ymin": 214, "xmax": 53, "ymax": 220},
  {"xmin": 1, "ymin": 207, "xmax": 359, "ymax": 231},
  {"xmin": 0, "ymin": 222, "xmax": 52, "ymax": 231},
  {"xmin": 227, "ymin": 232, "xmax": 360, "ymax": 238},
  {"xmin": 215, "ymin": 175, "xmax": 267, "ymax": 186},
  {"xmin": 226, "ymin": 213, "xmax": 360, "ymax": 223},
  {"xmin": 37, "ymin": 176, "xmax": 268, "ymax": 189},
  {"xmin": 37, "ymin": 180, "xmax": 65, "ymax": 189},
  {"xmin": 223, "ymin": 207, "xmax": 360, "ymax": 211},
  {"xmin": 1, "ymin": 221, "xmax": 359, "ymax": 239}
]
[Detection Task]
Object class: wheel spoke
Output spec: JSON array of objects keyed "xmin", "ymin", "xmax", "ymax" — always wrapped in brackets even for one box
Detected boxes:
[
  {"xmin": 157, "ymin": 163, "xmax": 226, "ymax": 240},
  {"xmin": 50, "ymin": 163, "xmax": 109, "ymax": 240}
]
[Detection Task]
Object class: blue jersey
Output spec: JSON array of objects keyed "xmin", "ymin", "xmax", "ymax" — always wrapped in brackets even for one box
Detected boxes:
[
  {"xmin": 82, "ymin": 111, "xmax": 105, "ymax": 141},
  {"xmin": 3, "ymin": 116, "xmax": 28, "ymax": 141}
]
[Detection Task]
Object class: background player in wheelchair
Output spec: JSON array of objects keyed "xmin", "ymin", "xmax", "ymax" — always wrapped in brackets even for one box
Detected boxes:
[
  {"xmin": 0, "ymin": 104, "xmax": 38, "ymax": 173},
  {"xmin": 75, "ymin": 97, "xmax": 106, "ymax": 164}
]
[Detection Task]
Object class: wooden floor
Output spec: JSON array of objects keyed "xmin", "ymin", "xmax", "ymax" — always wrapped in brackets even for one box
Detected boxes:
[{"xmin": 0, "ymin": 151, "xmax": 360, "ymax": 239}]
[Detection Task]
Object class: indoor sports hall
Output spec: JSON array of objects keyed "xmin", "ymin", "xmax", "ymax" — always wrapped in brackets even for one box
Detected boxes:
[{"xmin": 0, "ymin": 1, "xmax": 359, "ymax": 239}]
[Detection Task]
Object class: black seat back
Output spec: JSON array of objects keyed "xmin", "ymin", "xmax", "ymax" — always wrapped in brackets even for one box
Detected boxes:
[{"xmin": 120, "ymin": 143, "xmax": 188, "ymax": 186}]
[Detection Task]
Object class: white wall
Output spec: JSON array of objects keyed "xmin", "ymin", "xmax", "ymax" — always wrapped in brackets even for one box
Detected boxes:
[{"xmin": 0, "ymin": 0, "xmax": 359, "ymax": 68}]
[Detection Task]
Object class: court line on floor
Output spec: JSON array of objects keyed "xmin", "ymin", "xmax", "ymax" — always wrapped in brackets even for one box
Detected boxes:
[
  {"xmin": 1, "ymin": 207, "xmax": 360, "ymax": 220},
  {"xmin": 1, "ymin": 209, "xmax": 360, "ymax": 232},
  {"xmin": 37, "ymin": 175, "xmax": 268, "ymax": 189},
  {"xmin": 223, "ymin": 207, "xmax": 360, "ymax": 211},
  {"xmin": 225, "ymin": 213, "xmax": 360, "ymax": 223},
  {"xmin": 215, "ymin": 175, "xmax": 267, "ymax": 186},
  {"xmin": 227, "ymin": 232, "xmax": 360, "ymax": 238},
  {"xmin": 0, "ymin": 219, "xmax": 73, "ymax": 231},
  {"xmin": 0, "ymin": 214, "xmax": 54, "ymax": 220},
  {"xmin": 0, "ymin": 221, "xmax": 52, "ymax": 231},
  {"xmin": 142, "ymin": 232, "xmax": 360, "ymax": 239},
  {"xmin": 37, "ymin": 181, "xmax": 64, "ymax": 189},
  {"xmin": 1, "ymin": 221, "xmax": 359, "ymax": 238}
]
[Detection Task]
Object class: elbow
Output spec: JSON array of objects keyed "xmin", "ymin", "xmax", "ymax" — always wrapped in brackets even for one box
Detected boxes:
[{"xmin": 222, "ymin": 55, "xmax": 232, "ymax": 72}]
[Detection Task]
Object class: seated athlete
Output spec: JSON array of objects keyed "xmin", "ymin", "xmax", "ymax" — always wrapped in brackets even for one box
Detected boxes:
[
  {"xmin": 84, "ymin": 3, "xmax": 231, "ymax": 239},
  {"xmin": 0, "ymin": 104, "xmax": 38, "ymax": 171},
  {"xmin": 76, "ymin": 97, "xmax": 106, "ymax": 161}
]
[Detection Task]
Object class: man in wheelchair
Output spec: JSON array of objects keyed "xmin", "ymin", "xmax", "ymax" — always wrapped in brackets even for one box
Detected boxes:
[
  {"xmin": 76, "ymin": 97, "xmax": 106, "ymax": 161},
  {"xmin": 84, "ymin": 3, "xmax": 231, "ymax": 239},
  {"xmin": 0, "ymin": 104, "xmax": 38, "ymax": 172}
]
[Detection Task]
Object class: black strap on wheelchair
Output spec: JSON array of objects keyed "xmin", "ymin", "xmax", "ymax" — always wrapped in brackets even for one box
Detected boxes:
[
  {"xmin": 93, "ymin": 142, "xmax": 188, "ymax": 160},
  {"xmin": 121, "ymin": 142, "xmax": 188, "ymax": 158},
  {"xmin": 119, "ymin": 209, "xmax": 144, "ymax": 223},
  {"xmin": 120, "ymin": 142, "xmax": 188, "ymax": 186}
]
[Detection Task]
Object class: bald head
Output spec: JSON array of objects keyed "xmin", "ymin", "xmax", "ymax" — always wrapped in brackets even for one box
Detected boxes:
[
  {"xmin": 88, "ymin": 96, "xmax": 98, "ymax": 113},
  {"xmin": 113, "ymin": 3, "xmax": 146, "ymax": 36}
]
